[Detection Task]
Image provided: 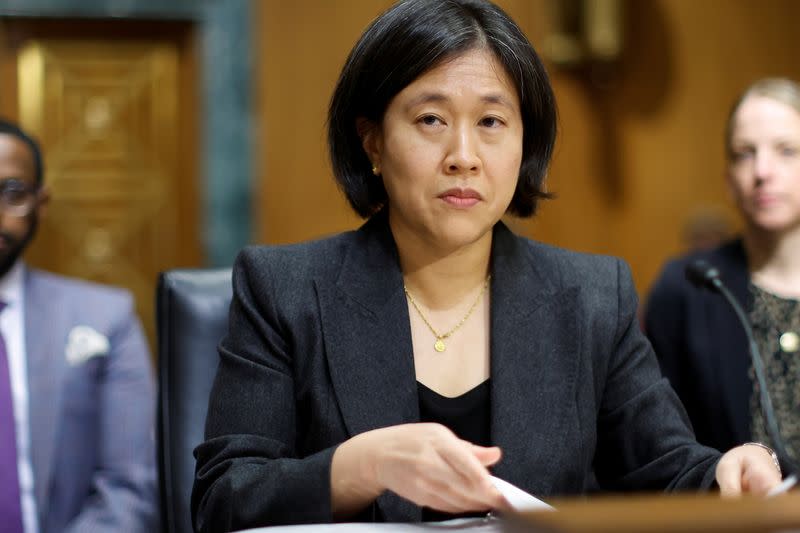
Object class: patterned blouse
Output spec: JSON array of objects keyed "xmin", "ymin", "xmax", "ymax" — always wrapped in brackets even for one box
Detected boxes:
[{"xmin": 748, "ymin": 283, "xmax": 800, "ymax": 462}]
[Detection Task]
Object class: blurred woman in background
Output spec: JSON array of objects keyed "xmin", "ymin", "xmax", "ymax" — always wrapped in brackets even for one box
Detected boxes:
[{"xmin": 646, "ymin": 78, "xmax": 800, "ymax": 464}]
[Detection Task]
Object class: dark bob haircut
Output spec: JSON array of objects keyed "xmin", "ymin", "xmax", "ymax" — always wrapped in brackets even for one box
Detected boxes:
[
  {"xmin": 328, "ymin": 0, "xmax": 557, "ymax": 218},
  {"xmin": 0, "ymin": 118, "xmax": 44, "ymax": 186}
]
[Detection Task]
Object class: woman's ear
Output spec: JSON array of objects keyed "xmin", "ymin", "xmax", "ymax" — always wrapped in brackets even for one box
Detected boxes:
[{"xmin": 356, "ymin": 117, "xmax": 382, "ymax": 171}]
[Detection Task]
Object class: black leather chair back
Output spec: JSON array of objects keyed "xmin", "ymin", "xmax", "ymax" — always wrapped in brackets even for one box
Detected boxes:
[{"xmin": 157, "ymin": 268, "xmax": 232, "ymax": 533}]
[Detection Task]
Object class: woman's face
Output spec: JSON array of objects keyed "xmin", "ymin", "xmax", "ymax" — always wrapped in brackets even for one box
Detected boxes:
[
  {"xmin": 727, "ymin": 95, "xmax": 800, "ymax": 234},
  {"xmin": 362, "ymin": 48, "xmax": 523, "ymax": 253}
]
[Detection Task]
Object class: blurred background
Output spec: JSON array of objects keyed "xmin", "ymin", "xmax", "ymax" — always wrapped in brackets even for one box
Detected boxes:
[{"xmin": 0, "ymin": 0, "xmax": 798, "ymax": 352}]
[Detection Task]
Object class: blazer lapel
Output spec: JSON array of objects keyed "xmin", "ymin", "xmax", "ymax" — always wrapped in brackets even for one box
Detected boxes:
[
  {"xmin": 317, "ymin": 213, "xmax": 420, "ymax": 522},
  {"xmin": 24, "ymin": 270, "xmax": 68, "ymax": 512},
  {"xmin": 489, "ymin": 224, "xmax": 580, "ymax": 498}
]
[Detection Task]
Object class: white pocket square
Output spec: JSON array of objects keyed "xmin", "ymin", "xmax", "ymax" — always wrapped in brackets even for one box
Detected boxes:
[{"xmin": 65, "ymin": 326, "xmax": 109, "ymax": 366}]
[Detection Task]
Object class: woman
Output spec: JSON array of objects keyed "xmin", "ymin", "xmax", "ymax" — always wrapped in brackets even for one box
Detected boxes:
[
  {"xmin": 192, "ymin": 2, "xmax": 782, "ymax": 530},
  {"xmin": 646, "ymin": 78, "xmax": 800, "ymax": 465}
]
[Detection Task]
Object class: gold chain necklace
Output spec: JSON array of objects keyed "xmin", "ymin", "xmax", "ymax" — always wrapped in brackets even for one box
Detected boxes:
[{"xmin": 403, "ymin": 275, "xmax": 491, "ymax": 353}]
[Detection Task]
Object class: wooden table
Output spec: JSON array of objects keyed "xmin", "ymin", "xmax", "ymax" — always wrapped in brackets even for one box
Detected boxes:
[{"xmin": 505, "ymin": 491, "xmax": 800, "ymax": 533}]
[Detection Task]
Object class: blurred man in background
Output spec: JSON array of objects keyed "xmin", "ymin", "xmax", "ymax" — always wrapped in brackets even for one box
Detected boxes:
[{"xmin": 0, "ymin": 119, "xmax": 156, "ymax": 533}]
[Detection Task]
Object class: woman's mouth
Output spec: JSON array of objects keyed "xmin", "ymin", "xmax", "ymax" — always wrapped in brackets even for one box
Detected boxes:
[{"xmin": 438, "ymin": 188, "xmax": 482, "ymax": 208}]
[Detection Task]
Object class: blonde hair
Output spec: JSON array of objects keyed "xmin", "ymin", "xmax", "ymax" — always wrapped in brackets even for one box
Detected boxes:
[{"xmin": 725, "ymin": 77, "xmax": 800, "ymax": 159}]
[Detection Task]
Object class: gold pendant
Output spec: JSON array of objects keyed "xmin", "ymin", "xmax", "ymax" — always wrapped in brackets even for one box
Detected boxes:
[
  {"xmin": 434, "ymin": 339, "xmax": 446, "ymax": 352},
  {"xmin": 780, "ymin": 331, "xmax": 799, "ymax": 353}
]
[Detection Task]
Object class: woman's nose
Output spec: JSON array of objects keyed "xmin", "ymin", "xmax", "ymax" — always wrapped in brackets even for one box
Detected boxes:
[
  {"xmin": 444, "ymin": 126, "xmax": 480, "ymax": 174},
  {"xmin": 753, "ymin": 150, "xmax": 775, "ymax": 181}
]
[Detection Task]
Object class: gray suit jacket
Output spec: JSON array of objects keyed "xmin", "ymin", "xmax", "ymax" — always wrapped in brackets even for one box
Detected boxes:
[
  {"xmin": 193, "ymin": 212, "xmax": 720, "ymax": 532},
  {"xmin": 24, "ymin": 268, "xmax": 157, "ymax": 533}
]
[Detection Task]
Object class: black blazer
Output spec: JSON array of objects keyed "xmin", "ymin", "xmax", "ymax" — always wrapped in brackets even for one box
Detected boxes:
[
  {"xmin": 645, "ymin": 240, "xmax": 752, "ymax": 453},
  {"xmin": 192, "ymin": 212, "xmax": 719, "ymax": 532}
]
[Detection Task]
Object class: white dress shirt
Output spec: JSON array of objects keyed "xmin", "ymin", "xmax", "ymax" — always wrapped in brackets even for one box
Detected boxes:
[{"xmin": 0, "ymin": 261, "xmax": 39, "ymax": 533}]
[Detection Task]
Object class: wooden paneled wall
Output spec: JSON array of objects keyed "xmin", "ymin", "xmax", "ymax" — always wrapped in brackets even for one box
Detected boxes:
[{"xmin": 256, "ymin": 0, "xmax": 800, "ymax": 298}]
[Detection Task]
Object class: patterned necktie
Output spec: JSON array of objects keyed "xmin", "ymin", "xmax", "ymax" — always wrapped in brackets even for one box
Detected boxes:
[{"xmin": 0, "ymin": 302, "xmax": 24, "ymax": 532}]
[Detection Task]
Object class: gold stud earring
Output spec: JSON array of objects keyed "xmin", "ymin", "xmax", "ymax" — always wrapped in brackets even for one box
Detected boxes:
[{"xmin": 371, "ymin": 164, "xmax": 380, "ymax": 176}]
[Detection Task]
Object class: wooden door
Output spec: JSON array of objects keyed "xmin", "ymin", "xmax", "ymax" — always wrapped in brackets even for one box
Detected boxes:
[{"xmin": 0, "ymin": 19, "xmax": 202, "ymax": 355}]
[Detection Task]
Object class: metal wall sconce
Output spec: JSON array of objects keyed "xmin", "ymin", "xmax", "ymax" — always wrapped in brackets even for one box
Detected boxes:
[{"xmin": 543, "ymin": 0, "xmax": 624, "ymax": 68}]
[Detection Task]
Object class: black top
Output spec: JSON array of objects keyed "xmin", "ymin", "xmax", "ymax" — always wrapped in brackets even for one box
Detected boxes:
[
  {"xmin": 417, "ymin": 379, "xmax": 491, "ymax": 521},
  {"xmin": 418, "ymin": 379, "xmax": 491, "ymax": 446}
]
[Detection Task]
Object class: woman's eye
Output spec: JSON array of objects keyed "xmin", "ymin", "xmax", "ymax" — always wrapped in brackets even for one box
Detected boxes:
[
  {"xmin": 419, "ymin": 115, "xmax": 442, "ymax": 126},
  {"xmin": 731, "ymin": 148, "xmax": 753, "ymax": 162},
  {"xmin": 480, "ymin": 116, "xmax": 503, "ymax": 128},
  {"xmin": 780, "ymin": 146, "xmax": 798, "ymax": 157}
]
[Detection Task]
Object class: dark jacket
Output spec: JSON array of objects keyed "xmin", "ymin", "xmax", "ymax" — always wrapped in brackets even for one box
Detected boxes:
[
  {"xmin": 644, "ymin": 239, "xmax": 751, "ymax": 453},
  {"xmin": 192, "ymin": 212, "xmax": 719, "ymax": 532}
]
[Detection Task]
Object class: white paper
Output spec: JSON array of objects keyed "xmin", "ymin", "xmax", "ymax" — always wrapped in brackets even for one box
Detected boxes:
[
  {"xmin": 766, "ymin": 473, "xmax": 797, "ymax": 497},
  {"xmin": 490, "ymin": 475, "xmax": 554, "ymax": 512}
]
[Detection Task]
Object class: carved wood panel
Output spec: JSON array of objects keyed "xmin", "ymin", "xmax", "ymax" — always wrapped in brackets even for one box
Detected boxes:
[{"xmin": 14, "ymin": 34, "xmax": 198, "ymax": 353}]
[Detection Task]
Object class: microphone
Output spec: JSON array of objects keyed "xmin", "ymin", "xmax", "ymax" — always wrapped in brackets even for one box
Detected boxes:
[{"xmin": 685, "ymin": 259, "xmax": 798, "ymax": 482}]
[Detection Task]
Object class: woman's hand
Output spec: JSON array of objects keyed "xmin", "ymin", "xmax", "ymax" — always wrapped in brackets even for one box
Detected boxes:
[
  {"xmin": 715, "ymin": 443, "xmax": 783, "ymax": 496},
  {"xmin": 331, "ymin": 423, "xmax": 509, "ymax": 518}
]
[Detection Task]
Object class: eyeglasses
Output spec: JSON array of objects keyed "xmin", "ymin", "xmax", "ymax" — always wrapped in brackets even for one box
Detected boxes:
[{"xmin": 0, "ymin": 179, "xmax": 42, "ymax": 217}]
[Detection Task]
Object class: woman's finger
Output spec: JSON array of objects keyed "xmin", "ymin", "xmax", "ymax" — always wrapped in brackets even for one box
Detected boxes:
[
  {"xmin": 472, "ymin": 445, "xmax": 503, "ymax": 466},
  {"xmin": 741, "ymin": 457, "xmax": 781, "ymax": 496},
  {"xmin": 716, "ymin": 456, "xmax": 743, "ymax": 497},
  {"xmin": 438, "ymin": 442, "xmax": 506, "ymax": 509}
]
